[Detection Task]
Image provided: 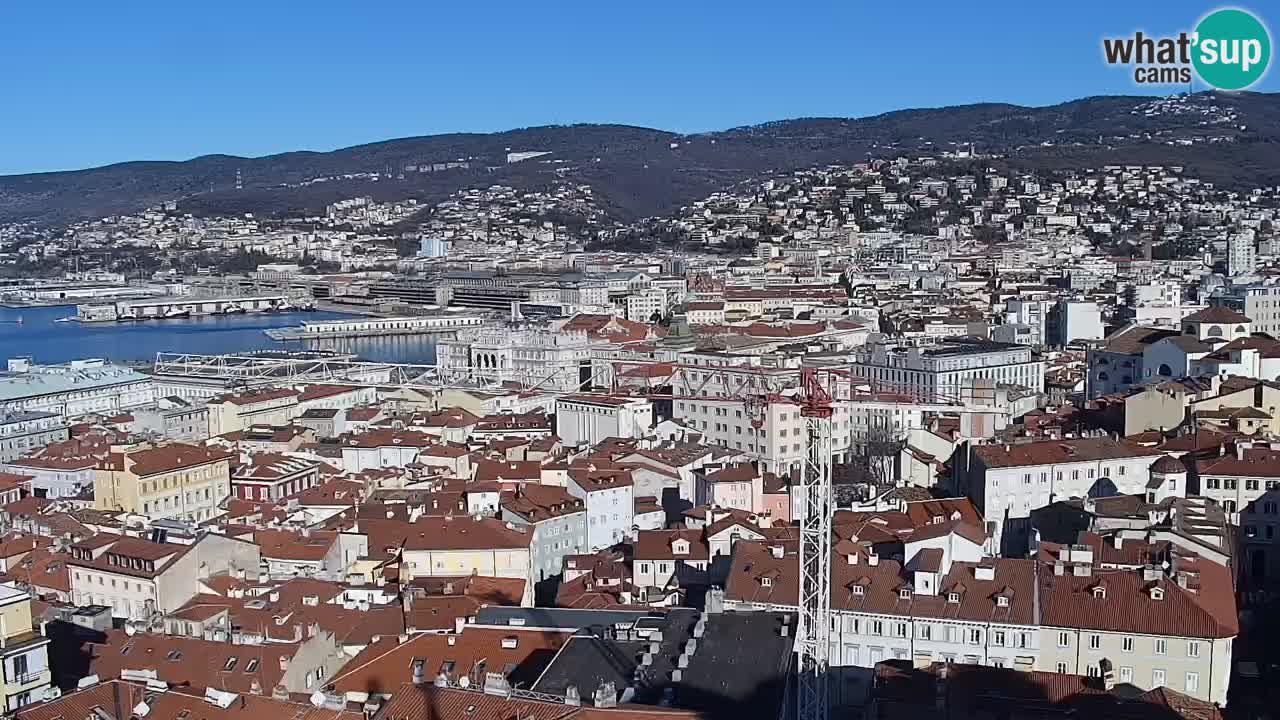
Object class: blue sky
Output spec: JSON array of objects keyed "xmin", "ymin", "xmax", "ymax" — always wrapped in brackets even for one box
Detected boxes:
[{"xmin": 2, "ymin": 1, "xmax": 1277, "ymax": 175}]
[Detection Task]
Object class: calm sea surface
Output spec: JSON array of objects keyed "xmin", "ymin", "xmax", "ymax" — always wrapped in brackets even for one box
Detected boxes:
[{"xmin": 0, "ymin": 305, "xmax": 439, "ymax": 365}]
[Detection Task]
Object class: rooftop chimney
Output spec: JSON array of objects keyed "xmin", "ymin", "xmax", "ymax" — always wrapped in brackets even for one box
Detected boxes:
[{"xmin": 594, "ymin": 682, "xmax": 617, "ymax": 709}]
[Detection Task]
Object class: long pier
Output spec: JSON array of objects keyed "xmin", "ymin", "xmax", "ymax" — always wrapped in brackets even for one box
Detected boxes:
[
  {"xmin": 78, "ymin": 295, "xmax": 307, "ymax": 322},
  {"xmin": 263, "ymin": 314, "xmax": 485, "ymax": 341}
]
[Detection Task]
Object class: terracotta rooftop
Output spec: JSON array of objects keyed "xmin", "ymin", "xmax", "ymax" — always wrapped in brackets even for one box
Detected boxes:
[
  {"xmin": 330, "ymin": 626, "xmax": 569, "ymax": 694},
  {"xmin": 973, "ymin": 437, "xmax": 1161, "ymax": 469},
  {"xmin": 100, "ymin": 442, "xmax": 232, "ymax": 476}
]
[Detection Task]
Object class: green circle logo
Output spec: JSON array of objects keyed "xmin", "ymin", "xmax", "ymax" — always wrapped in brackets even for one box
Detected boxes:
[{"xmin": 1192, "ymin": 8, "xmax": 1272, "ymax": 90}]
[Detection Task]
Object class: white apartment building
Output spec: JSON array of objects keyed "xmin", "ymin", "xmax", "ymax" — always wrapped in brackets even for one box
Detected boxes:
[
  {"xmin": 1209, "ymin": 445, "xmax": 1280, "ymax": 587},
  {"xmin": 68, "ymin": 534, "xmax": 260, "ymax": 620},
  {"xmin": 672, "ymin": 362, "xmax": 939, "ymax": 475},
  {"xmin": 0, "ymin": 359, "xmax": 154, "ymax": 418},
  {"xmin": 851, "ymin": 339, "xmax": 1044, "ymax": 404},
  {"xmin": 726, "ymin": 530, "xmax": 1236, "ymax": 706},
  {"xmin": 0, "ymin": 412, "xmax": 69, "ymax": 463},
  {"xmin": 1228, "ymin": 230, "xmax": 1257, "ymax": 277},
  {"xmin": 567, "ymin": 466, "xmax": 635, "ymax": 551},
  {"xmin": 500, "ymin": 486, "xmax": 587, "ymax": 582},
  {"xmin": 338, "ymin": 429, "xmax": 436, "ymax": 473},
  {"xmin": 633, "ymin": 529, "xmax": 709, "ymax": 600},
  {"xmin": 1198, "ymin": 442, "xmax": 1280, "ymax": 521},
  {"xmin": 1213, "ymin": 280, "xmax": 1280, "ymax": 336},
  {"xmin": 1004, "ymin": 298, "xmax": 1053, "ymax": 347},
  {"xmin": 1048, "ymin": 300, "xmax": 1104, "ymax": 347},
  {"xmin": 725, "ymin": 527, "xmax": 1039, "ymax": 708},
  {"xmin": 555, "ymin": 395, "xmax": 654, "ymax": 449},
  {"xmin": 957, "ymin": 437, "xmax": 1165, "ymax": 554},
  {"xmin": 1, "ymin": 452, "xmax": 97, "ymax": 499},
  {"xmin": 685, "ymin": 302, "xmax": 726, "ymax": 325},
  {"xmin": 437, "ymin": 327, "xmax": 593, "ymax": 393},
  {"xmin": 0, "ymin": 586, "xmax": 51, "ymax": 713},
  {"xmin": 625, "ymin": 287, "xmax": 668, "ymax": 322},
  {"xmin": 1037, "ymin": 546, "xmax": 1235, "ymax": 706}
]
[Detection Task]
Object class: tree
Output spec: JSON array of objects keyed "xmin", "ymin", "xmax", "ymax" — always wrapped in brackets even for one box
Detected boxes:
[{"xmin": 846, "ymin": 425, "xmax": 907, "ymax": 487}]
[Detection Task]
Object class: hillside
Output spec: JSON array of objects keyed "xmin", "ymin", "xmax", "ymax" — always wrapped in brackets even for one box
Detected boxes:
[{"xmin": 2, "ymin": 92, "xmax": 1279, "ymax": 228}]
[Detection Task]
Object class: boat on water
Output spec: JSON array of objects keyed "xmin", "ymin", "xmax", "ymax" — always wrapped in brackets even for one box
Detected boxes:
[
  {"xmin": 54, "ymin": 316, "xmax": 78, "ymax": 323},
  {"xmin": 220, "ymin": 303, "xmax": 247, "ymax": 315},
  {"xmin": 161, "ymin": 308, "xmax": 191, "ymax": 319}
]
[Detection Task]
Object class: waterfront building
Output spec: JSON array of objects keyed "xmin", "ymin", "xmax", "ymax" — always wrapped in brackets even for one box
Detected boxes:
[
  {"xmin": 437, "ymin": 326, "xmax": 595, "ymax": 393},
  {"xmin": 0, "ymin": 359, "xmax": 154, "ymax": 419}
]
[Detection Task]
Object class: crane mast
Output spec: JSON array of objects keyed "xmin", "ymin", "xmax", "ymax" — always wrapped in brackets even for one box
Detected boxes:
[{"xmin": 797, "ymin": 368, "xmax": 833, "ymax": 720}]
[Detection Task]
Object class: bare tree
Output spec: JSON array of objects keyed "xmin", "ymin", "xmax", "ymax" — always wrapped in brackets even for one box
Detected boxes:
[{"xmin": 846, "ymin": 425, "xmax": 906, "ymax": 487}]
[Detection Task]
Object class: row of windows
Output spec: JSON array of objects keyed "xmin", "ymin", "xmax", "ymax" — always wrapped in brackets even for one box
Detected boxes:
[
  {"xmin": 1013, "ymin": 465, "xmax": 1128, "ymax": 485},
  {"xmin": 1074, "ymin": 664, "xmax": 1199, "ymax": 693},
  {"xmin": 1057, "ymin": 632, "xmax": 1200, "ymax": 657},
  {"xmin": 836, "ymin": 617, "xmax": 1031, "ymax": 648},
  {"xmin": 73, "ymin": 573, "xmax": 153, "ymax": 594},
  {"xmin": 1205, "ymin": 477, "xmax": 1276, "ymax": 492}
]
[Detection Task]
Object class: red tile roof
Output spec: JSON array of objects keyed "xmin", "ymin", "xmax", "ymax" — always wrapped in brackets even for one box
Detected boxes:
[
  {"xmin": 211, "ymin": 387, "xmax": 300, "ymax": 406},
  {"xmin": 330, "ymin": 627, "xmax": 569, "ymax": 694},
  {"xmin": 80, "ymin": 631, "xmax": 299, "ymax": 694},
  {"xmin": 725, "ymin": 540, "xmax": 1037, "ymax": 626},
  {"xmin": 400, "ymin": 516, "xmax": 533, "ymax": 551},
  {"xmin": 298, "ymin": 383, "xmax": 364, "ymax": 402},
  {"xmin": 1183, "ymin": 306, "xmax": 1251, "ymax": 324},
  {"xmin": 16, "ymin": 680, "xmax": 361, "ymax": 720},
  {"xmin": 973, "ymin": 437, "xmax": 1161, "ymax": 469},
  {"xmin": 633, "ymin": 529, "xmax": 709, "ymax": 562},
  {"xmin": 100, "ymin": 442, "xmax": 233, "ymax": 476},
  {"xmin": 1197, "ymin": 446, "xmax": 1280, "ymax": 478},
  {"xmin": 1039, "ymin": 559, "xmax": 1237, "ymax": 638}
]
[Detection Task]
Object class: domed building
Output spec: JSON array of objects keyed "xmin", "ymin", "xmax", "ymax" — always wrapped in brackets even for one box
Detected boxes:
[{"xmin": 1146, "ymin": 455, "xmax": 1186, "ymax": 504}]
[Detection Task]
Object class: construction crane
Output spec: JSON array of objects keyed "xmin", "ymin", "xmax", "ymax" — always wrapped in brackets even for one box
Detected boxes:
[{"xmin": 797, "ymin": 367, "xmax": 833, "ymax": 720}]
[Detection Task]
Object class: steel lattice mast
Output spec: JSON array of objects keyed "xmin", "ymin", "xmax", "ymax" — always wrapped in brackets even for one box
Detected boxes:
[{"xmin": 797, "ymin": 368, "xmax": 833, "ymax": 720}]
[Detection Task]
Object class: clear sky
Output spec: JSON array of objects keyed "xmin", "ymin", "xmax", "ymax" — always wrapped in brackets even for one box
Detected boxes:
[{"xmin": 2, "ymin": 1, "xmax": 1277, "ymax": 175}]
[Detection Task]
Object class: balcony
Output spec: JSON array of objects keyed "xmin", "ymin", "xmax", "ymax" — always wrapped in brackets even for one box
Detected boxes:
[{"xmin": 10, "ymin": 670, "xmax": 48, "ymax": 687}]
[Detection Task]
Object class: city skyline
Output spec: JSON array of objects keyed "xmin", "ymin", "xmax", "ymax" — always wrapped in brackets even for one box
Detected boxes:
[{"xmin": 3, "ymin": 0, "xmax": 1277, "ymax": 175}]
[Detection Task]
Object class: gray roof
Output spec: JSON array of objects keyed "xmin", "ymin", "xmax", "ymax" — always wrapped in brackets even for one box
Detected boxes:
[
  {"xmin": 0, "ymin": 410, "xmax": 61, "ymax": 424},
  {"xmin": 533, "ymin": 609, "xmax": 795, "ymax": 720},
  {"xmin": 473, "ymin": 607, "xmax": 655, "ymax": 631},
  {"xmin": 0, "ymin": 365, "xmax": 150, "ymax": 403}
]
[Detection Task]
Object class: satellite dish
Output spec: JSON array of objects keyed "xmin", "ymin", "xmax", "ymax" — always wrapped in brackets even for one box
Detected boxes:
[
  {"xmin": 310, "ymin": 691, "xmax": 326, "ymax": 707},
  {"xmin": 458, "ymin": 676, "xmax": 470, "ymax": 688},
  {"xmin": 124, "ymin": 623, "xmax": 137, "ymax": 636}
]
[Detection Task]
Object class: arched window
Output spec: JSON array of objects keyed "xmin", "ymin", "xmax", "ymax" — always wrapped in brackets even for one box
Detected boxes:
[
  {"xmin": 1184, "ymin": 325, "xmax": 1195, "ymax": 335},
  {"xmin": 1208, "ymin": 326, "xmax": 1223, "ymax": 337},
  {"xmin": 1098, "ymin": 371, "xmax": 1110, "ymax": 382},
  {"xmin": 1236, "ymin": 325, "xmax": 1247, "ymax": 334},
  {"xmin": 1158, "ymin": 363, "xmax": 1173, "ymax": 376}
]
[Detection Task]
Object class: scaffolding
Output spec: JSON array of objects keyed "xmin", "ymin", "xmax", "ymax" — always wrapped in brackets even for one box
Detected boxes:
[{"xmin": 797, "ymin": 368, "xmax": 833, "ymax": 720}]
